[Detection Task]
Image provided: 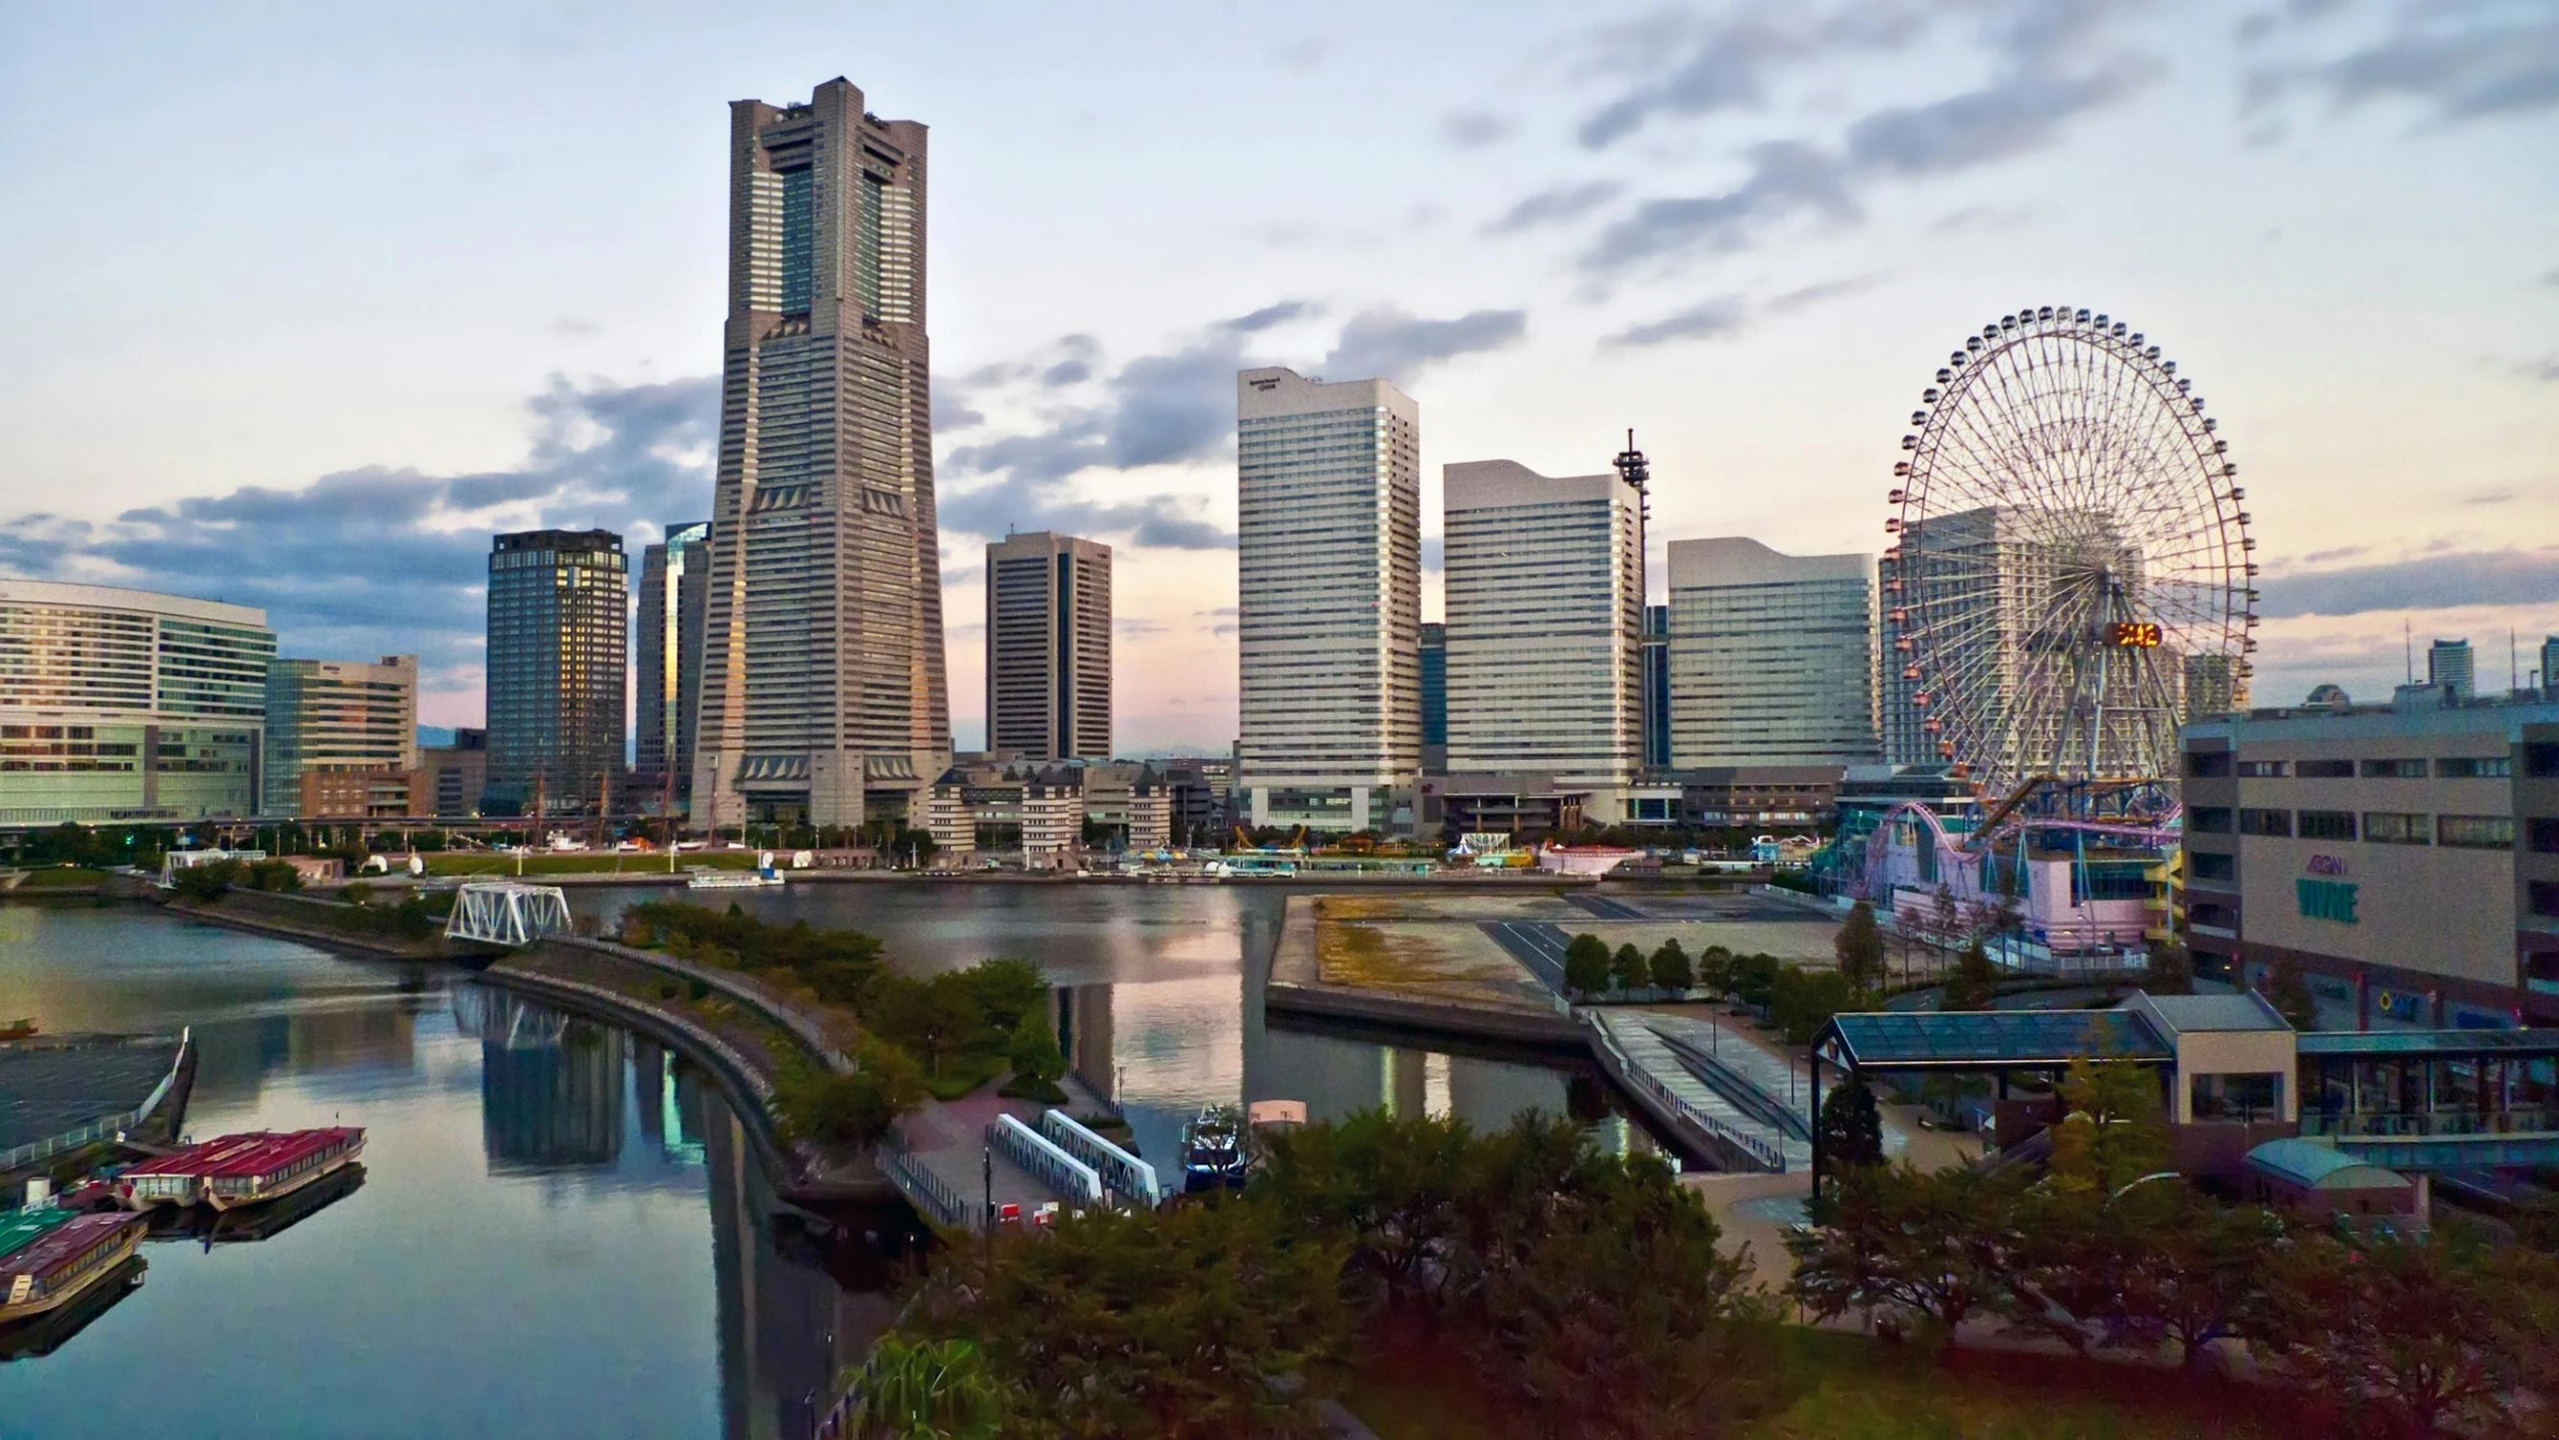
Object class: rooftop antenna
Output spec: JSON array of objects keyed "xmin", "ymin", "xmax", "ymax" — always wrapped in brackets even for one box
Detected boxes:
[
  {"xmin": 2404, "ymin": 620, "xmax": 2413, "ymax": 684},
  {"xmin": 1611, "ymin": 428, "xmax": 1650, "ymax": 527}
]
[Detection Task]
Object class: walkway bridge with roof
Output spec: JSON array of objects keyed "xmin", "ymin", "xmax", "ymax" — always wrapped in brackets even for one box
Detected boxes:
[{"xmin": 2298, "ymin": 1029, "xmax": 2559, "ymax": 1171}]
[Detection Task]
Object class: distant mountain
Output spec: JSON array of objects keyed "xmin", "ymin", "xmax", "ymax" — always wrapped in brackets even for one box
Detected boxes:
[{"xmin": 418, "ymin": 726, "xmax": 457, "ymax": 749}]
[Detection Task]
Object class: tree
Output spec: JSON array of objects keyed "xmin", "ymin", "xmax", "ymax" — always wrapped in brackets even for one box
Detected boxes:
[
  {"xmin": 846, "ymin": 1337, "xmax": 1005, "ymax": 1440},
  {"xmin": 1941, "ymin": 940, "xmax": 1998, "ymax": 1011},
  {"xmin": 2264, "ymin": 954, "xmax": 2317, "ymax": 1030},
  {"xmin": 1928, "ymin": 885, "xmax": 1961, "ymax": 983},
  {"xmin": 1002, "ymin": 1014, "xmax": 1068, "ymax": 1102},
  {"xmin": 2146, "ymin": 938, "xmax": 2196, "ymax": 996},
  {"xmin": 1648, "ymin": 938, "xmax": 1693, "ymax": 993},
  {"xmin": 1730, "ymin": 951, "xmax": 1782, "ymax": 1009},
  {"xmin": 1818, "ymin": 1075, "xmax": 1885, "ymax": 1174},
  {"xmin": 1610, "ymin": 942, "xmax": 1650, "ymax": 993},
  {"xmin": 1696, "ymin": 944, "xmax": 1734, "ymax": 997},
  {"xmin": 2272, "ymin": 1228, "xmax": 2552, "ymax": 1439},
  {"xmin": 771, "ymin": 1045, "xmax": 926, "ymax": 1147},
  {"xmin": 2045, "ymin": 1053, "xmax": 2170, "ymax": 1201},
  {"xmin": 1562, "ymin": 933, "xmax": 1612, "ymax": 999},
  {"xmin": 1255, "ymin": 1109, "xmax": 1473, "ymax": 1312},
  {"xmin": 1769, "ymin": 965, "xmax": 1855, "ymax": 1046},
  {"xmin": 1835, "ymin": 900, "xmax": 1884, "ymax": 997},
  {"xmin": 1788, "ymin": 1162, "xmax": 2021, "ymax": 1344}
]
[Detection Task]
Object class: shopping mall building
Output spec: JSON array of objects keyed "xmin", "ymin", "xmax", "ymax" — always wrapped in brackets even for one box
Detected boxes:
[
  {"xmin": 0, "ymin": 579, "xmax": 275, "ymax": 826},
  {"xmin": 2181, "ymin": 687, "xmax": 2559, "ymax": 1028}
]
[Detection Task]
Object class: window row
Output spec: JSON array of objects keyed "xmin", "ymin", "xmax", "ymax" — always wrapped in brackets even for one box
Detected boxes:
[
  {"xmin": 2198, "ymin": 807, "xmax": 2519, "ymax": 849},
  {"xmin": 2210, "ymin": 755, "xmax": 2513, "ymax": 779}
]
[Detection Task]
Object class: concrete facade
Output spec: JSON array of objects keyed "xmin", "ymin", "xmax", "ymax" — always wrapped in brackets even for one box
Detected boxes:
[
  {"xmin": 2182, "ymin": 693, "xmax": 2559, "ymax": 1025},
  {"xmin": 985, "ymin": 532, "xmax": 1111, "ymax": 762},
  {"xmin": 1669, "ymin": 537, "xmax": 1877, "ymax": 769},
  {"xmin": 0, "ymin": 579, "xmax": 274, "ymax": 825},
  {"xmin": 1235, "ymin": 367, "xmax": 1420, "ymax": 835},
  {"xmin": 693, "ymin": 77, "xmax": 950, "ymax": 832},
  {"xmin": 1443, "ymin": 460, "xmax": 1644, "ymax": 821}
]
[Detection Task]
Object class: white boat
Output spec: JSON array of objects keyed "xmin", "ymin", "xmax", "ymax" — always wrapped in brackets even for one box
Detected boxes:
[{"xmin": 686, "ymin": 866, "xmax": 785, "ymax": 890}]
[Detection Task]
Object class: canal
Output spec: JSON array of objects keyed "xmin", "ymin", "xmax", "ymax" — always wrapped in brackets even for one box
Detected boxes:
[{"xmin": 0, "ymin": 887, "xmax": 1613, "ymax": 1436}]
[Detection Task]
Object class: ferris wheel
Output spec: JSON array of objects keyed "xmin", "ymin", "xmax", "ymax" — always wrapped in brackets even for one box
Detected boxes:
[{"xmin": 1882, "ymin": 305, "xmax": 2256, "ymax": 795}]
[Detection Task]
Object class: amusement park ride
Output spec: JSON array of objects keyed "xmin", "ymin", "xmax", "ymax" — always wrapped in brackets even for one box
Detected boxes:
[{"xmin": 1816, "ymin": 306, "xmax": 2257, "ymax": 960}]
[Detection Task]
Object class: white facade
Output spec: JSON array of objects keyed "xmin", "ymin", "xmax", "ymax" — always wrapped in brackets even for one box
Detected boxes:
[
  {"xmin": 1235, "ymin": 367, "xmax": 1420, "ymax": 834},
  {"xmin": 1668, "ymin": 538, "xmax": 1878, "ymax": 768},
  {"xmin": 1442, "ymin": 460, "xmax": 1644, "ymax": 819}
]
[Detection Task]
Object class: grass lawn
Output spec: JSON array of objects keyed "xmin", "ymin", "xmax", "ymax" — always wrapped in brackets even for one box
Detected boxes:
[
  {"xmin": 1345, "ymin": 1330, "xmax": 2299, "ymax": 1440},
  {"xmin": 922, "ymin": 1051, "xmax": 1007, "ymax": 1101},
  {"xmin": 15, "ymin": 867, "xmax": 106, "ymax": 888}
]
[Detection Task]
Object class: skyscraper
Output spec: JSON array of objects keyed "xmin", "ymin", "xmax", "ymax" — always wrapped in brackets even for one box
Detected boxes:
[
  {"xmin": 1442, "ymin": 459, "xmax": 1645, "ymax": 819},
  {"xmin": 1236, "ymin": 366, "xmax": 1419, "ymax": 834},
  {"xmin": 486, "ymin": 529, "xmax": 627, "ymax": 816},
  {"xmin": 2429, "ymin": 637, "xmax": 2475, "ymax": 701},
  {"xmin": 262, "ymin": 655, "xmax": 420, "ymax": 817},
  {"xmin": 1670, "ymin": 537, "xmax": 1878, "ymax": 767},
  {"xmin": 1418, "ymin": 622, "xmax": 1447, "ymax": 774},
  {"xmin": 985, "ymin": 531, "xmax": 1112, "ymax": 762},
  {"xmin": 1641, "ymin": 604, "xmax": 1671, "ymax": 770},
  {"xmin": 635, "ymin": 521, "xmax": 710, "ymax": 809},
  {"xmin": 692, "ymin": 77, "xmax": 948, "ymax": 831},
  {"xmin": 2541, "ymin": 636, "xmax": 2559, "ymax": 699}
]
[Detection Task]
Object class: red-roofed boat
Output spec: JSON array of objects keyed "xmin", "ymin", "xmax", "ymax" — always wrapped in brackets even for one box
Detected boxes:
[
  {"xmin": 1, "ymin": 1212, "xmax": 144, "ymax": 1324},
  {"xmin": 115, "ymin": 1127, "xmax": 366, "ymax": 1212}
]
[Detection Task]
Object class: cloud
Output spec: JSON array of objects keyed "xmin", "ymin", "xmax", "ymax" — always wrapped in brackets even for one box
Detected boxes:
[
  {"xmin": 1844, "ymin": 62, "xmax": 2158, "ymax": 175},
  {"xmin": 2300, "ymin": 545, "xmax": 2367, "ymax": 564},
  {"xmin": 1603, "ymin": 295, "xmax": 1749, "ymax": 350},
  {"xmin": 1573, "ymin": 6, "xmax": 1928, "ymax": 150},
  {"xmin": 1320, "ymin": 306, "xmax": 1527, "ymax": 381},
  {"xmin": 1581, "ymin": 141, "xmax": 1857, "ymax": 274},
  {"xmin": 0, "ymin": 375, "xmax": 720, "ymax": 688},
  {"xmin": 1440, "ymin": 110, "xmax": 1513, "ymax": 148},
  {"xmin": 1116, "ymin": 616, "xmax": 1167, "ymax": 638},
  {"xmin": 1482, "ymin": 180, "xmax": 1625, "ymax": 236},
  {"xmin": 1765, "ymin": 274, "xmax": 1882, "ymax": 315},
  {"xmin": 2268, "ymin": 13, "xmax": 2559, "ymax": 122},
  {"xmin": 2258, "ymin": 549, "xmax": 2559, "ymax": 618},
  {"xmin": 2466, "ymin": 490, "xmax": 2516, "ymax": 506},
  {"xmin": 2518, "ymin": 355, "xmax": 2559, "ymax": 382},
  {"xmin": 1222, "ymin": 300, "xmax": 1317, "ymax": 334},
  {"xmin": 550, "ymin": 316, "xmax": 600, "ymax": 337},
  {"xmin": 2544, "ymin": 267, "xmax": 2559, "ymax": 287}
]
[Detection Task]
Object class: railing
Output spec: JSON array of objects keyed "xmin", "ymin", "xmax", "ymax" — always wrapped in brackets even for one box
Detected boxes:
[
  {"xmin": 2303, "ymin": 1108, "xmax": 2559, "ymax": 1140},
  {"xmin": 555, "ymin": 938, "xmax": 851, "ymax": 1071},
  {"xmin": 987, "ymin": 1114, "xmax": 1103, "ymax": 1207},
  {"xmin": 878, "ymin": 1129, "xmax": 971, "ymax": 1229},
  {"xmin": 1653, "ymin": 1031, "xmax": 1813, "ymax": 1143},
  {"xmin": 1582, "ymin": 1016, "xmax": 1786, "ymax": 1173},
  {"xmin": 1040, "ymin": 1110, "xmax": 1162, "ymax": 1208},
  {"xmin": 0, "ymin": 1028, "xmax": 191, "ymax": 1174}
]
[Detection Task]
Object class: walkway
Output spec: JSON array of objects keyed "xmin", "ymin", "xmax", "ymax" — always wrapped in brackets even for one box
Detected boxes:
[{"xmin": 1590, "ymin": 1010, "xmax": 1807, "ymax": 1171}]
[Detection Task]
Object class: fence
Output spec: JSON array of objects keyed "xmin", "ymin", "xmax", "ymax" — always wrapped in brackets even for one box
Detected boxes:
[
  {"xmin": 0, "ymin": 1028, "xmax": 191, "ymax": 1175},
  {"xmin": 878, "ymin": 1130, "xmax": 972, "ymax": 1229},
  {"xmin": 1040, "ymin": 1109, "xmax": 1162, "ymax": 1208},
  {"xmin": 1583, "ymin": 1016, "xmax": 1786, "ymax": 1173},
  {"xmin": 987, "ymin": 1114, "xmax": 1103, "ymax": 1208}
]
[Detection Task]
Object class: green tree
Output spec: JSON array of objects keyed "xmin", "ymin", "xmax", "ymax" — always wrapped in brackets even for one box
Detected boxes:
[
  {"xmin": 1818, "ymin": 1074, "xmax": 1885, "ymax": 1174},
  {"xmin": 2272, "ymin": 1227, "xmax": 2554, "ymax": 1440},
  {"xmin": 1003, "ymin": 1013, "xmax": 1067, "ymax": 1102},
  {"xmin": 1254, "ymin": 1109, "xmax": 1473, "ymax": 1312},
  {"xmin": 1769, "ymin": 966, "xmax": 1855, "ymax": 1046},
  {"xmin": 771, "ymin": 1045, "xmax": 927, "ymax": 1147},
  {"xmin": 1788, "ymin": 1162, "xmax": 2022, "ymax": 1344},
  {"xmin": 1834, "ymin": 900, "xmax": 1885, "ymax": 996},
  {"xmin": 1696, "ymin": 944, "xmax": 1734, "ymax": 997},
  {"xmin": 2264, "ymin": 953, "xmax": 2317, "ymax": 1030},
  {"xmin": 2045, "ymin": 1053, "xmax": 2170, "ymax": 1202},
  {"xmin": 1610, "ymin": 942, "xmax": 1649, "ymax": 993},
  {"xmin": 2146, "ymin": 937, "xmax": 2196, "ymax": 996},
  {"xmin": 1562, "ymin": 933, "xmax": 1612, "ymax": 999},
  {"xmin": 1729, "ymin": 951, "xmax": 1782, "ymax": 1009},
  {"xmin": 1648, "ymin": 938, "xmax": 1693, "ymax": 992},
  {"xmin": 1941, "ymin": 940, "xmax": 1998, "ymax": 1011},
  {"xmin": 846, "ymin": 1336, "xmax": 1005, "ymax": 1440}
]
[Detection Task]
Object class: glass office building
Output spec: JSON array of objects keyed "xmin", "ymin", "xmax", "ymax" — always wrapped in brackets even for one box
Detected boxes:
[
  {"xmin": 635, "ymin": 521, "xmax": 710, "ymax": 808},
  {"xmin": 485, "ymin": 530, "xmax": 628, "ymax": 815},
  {"xmin": 0, "ymin": 579, "xmax": 274, "ymax": 824}
]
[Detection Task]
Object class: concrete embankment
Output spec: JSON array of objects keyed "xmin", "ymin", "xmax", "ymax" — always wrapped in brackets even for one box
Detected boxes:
[{"xmin": 155, "ymin": 887, "xmax": 446, "ymax": 961}]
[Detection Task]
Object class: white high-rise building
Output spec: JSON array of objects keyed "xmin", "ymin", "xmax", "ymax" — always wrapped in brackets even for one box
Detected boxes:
[
  {"xmin": 1235, "ymin": 367, "xmax": 1420, "ymax": 834},
  {"xmin": 1442, "ymin": 459, "xmax": 1644, "ymax": 819},
  {"xmin": 1668, "ymin": 537, "xmax": 1879, "ymax": 767}
]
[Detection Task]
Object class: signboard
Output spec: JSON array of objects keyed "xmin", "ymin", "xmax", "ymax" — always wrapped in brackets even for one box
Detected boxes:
[
  {"xmin": 2296, "ymin": 877, "xmax": 2359, "ymax": 924},
  {"xmin": 2110, "ymin": 621, "xmax": 2163, "ymax": 649}
]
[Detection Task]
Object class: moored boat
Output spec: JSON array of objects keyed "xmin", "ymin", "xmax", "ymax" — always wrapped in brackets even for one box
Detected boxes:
[
  {"xmin": 1179, "ymin": 1106, "xmax": 1249, "ymax": 1194},
  {"xmin": 0, "ymin": 1208, "xmax": 72, "ymax": 1263},
  {"xmin": 0, "ymin": 1212, "xmax": 144, "ymax": 1324},
  {"xmin": 115, "ymin": 1127, "xmax": 366, "ymax": 1212},
  {"xmin": 686, "ymin": 865, "xmax": 785, "ymax": 890}
]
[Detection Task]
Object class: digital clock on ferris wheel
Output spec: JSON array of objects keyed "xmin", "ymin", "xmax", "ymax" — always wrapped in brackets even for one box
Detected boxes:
[{"xmin": 2110, "ymin": 621, "xmax": 2164, "ymax": 649}]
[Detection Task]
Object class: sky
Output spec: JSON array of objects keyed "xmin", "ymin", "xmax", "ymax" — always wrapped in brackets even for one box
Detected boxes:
[{"xmin": 1, "ymin": 0, "xmax": 2554, "ymax": 752}]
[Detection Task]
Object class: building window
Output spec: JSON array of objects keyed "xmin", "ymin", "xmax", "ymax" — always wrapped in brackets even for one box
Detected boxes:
[
  {"xmin": 2236, "ymin": 759, "xmax": 2288, "ymax": 778},
  {"xmin": 2298, "ymin": 810, "xmax": 2356, "ymax": 841},
  {"xmin": 2190, "ymin": 851, "xmax": 2236, "ymax": 881},
  {"xmin": 2191, "ymin": 1072, "xmax": 2283, "ymax": 1123},
  {"xmin": 2239, "ymin": 808, "xmax": 2293, "ymax": 838},
  {"xmin": 2361, "ymin": 758, "xmax": 2427, "ymax": 779},
  {"xmin": 2437, "ymin": 815, "xmax": 2516, "ymax": 849},
  {"xmin": 2190, "ymin": 807, "xmax": 2232, "ymax": 834},
  {"xmin": 2362, "ymin": 812, "xmax": 2430, "ymax": 846},
  {"xmin": 2529, "ymin": 743, "xmax": 2559, "ymax": 779},
  {"xmin": 2531, "ymin": 818, "xmax": 2559, "ymax": 855},
  {"xmin": 2532, "ymin": 881, "xmax": 2559, "ymax": 921},
  {"xmin": 2436, "ymin": 756, "xmax": 2513, "ymax": 779},
  {"xmin": 2295, "ymin": 758, "xmax": 2355, "ymax": 779},
  {"xmin": 2185, "ymin": 751, "xmax": 2231, "ymax": 779}
]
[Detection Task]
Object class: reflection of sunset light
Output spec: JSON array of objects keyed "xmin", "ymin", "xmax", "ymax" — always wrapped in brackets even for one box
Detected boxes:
[{"xmin": 1102, "ymin": 975, "xmax": 1243, "ymax": 1107}]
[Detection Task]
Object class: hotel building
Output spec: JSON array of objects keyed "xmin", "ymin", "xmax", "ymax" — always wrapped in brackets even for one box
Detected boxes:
[
  {"xmin": 262, "ymin": 655, "xmax": 420, "ymax": 818},
  {"xmin": 1668, "ymin": 537, "xmax": 1878, "ymax": 768},
  {"xmin": 1234, "ymin": 367, "xmax": 1420, "ymax": 834},
  {"xmin": 985, "ymin": 532, "xmax": 1111, "ymax": 762}
]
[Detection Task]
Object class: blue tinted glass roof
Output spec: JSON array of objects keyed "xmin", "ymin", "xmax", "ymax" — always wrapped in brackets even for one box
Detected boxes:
[
  {"xmin": 2298, "ymin": 1029, "xmax": 2559, "ymax": 1058},
  {"xmin": 1823, "ymin": 1010, "xmax": 2171, "ymax": 1068}
]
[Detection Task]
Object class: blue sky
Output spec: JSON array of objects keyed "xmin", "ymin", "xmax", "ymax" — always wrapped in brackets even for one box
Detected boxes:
[{"xmin": 1, "ymin": 0, "xmax": 2554, "ymax": 748}]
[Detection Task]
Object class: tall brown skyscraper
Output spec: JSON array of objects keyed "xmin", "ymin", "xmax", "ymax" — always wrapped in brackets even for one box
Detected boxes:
[
  {"xmin": 985, "ymin": 531, "xmax": 1111, "ymax": 762},
  {"xmin": 691, "ymin": 77, "xmax": 949, "ymax": 830}
]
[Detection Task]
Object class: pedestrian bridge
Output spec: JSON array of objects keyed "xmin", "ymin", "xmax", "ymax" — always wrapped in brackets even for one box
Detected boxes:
[
  {"xmin": 2300, "ymin": 1028, "xmax": 2559, "ymax": 1171},
  {"xmin": 445, "ymin": 882, "xmax": 574, "ymax": 948}
]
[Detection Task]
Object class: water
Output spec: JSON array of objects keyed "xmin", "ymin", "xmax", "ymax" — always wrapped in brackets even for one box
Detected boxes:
[{"xmin": 1, "ymin": 887, "xmax": 1603, "ymax": 1436}]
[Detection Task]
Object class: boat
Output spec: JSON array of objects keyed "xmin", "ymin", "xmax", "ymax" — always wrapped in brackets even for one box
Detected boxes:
[
  {"xmin": 0, "ymin": 1208, "xmax": 73, "ymax": 1264},
  {"xmin": 0, "ymin": 1019, "xmax": 36, "ymax": 1041},
  {"xmin": 686, "ymin": 864, "xmax": 785, "ymax": 890},
  {"xmin": 0, "ymin": 1212, "xmax": 145, "ymax": 1325},
  {"xmin": 152, "ymin": 1163, "xmax": 365, "ymax": 1247},
  {"xmin": 115, "ymin": 1127, "xmax": 366, "ymax": 1212},
  {"xmin": 0, "ymin": 1255, "xmax": 144, "ymax": 1360},
  {"xmin": 1178, "ymin": 1105, "xmax": 1249, "ymax": 1194}
]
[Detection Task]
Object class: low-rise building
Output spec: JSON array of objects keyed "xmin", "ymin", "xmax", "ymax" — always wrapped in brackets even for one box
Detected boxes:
[
  {"xmin": 1426, "ymin": 773, "xmax": 1587, "ymax": 843},
  {"xmin": 2181, "ymin": 690, "xmax": 2559, "ymax": 1026},
  {"xmin": 1082, "ymin": 762, "xmax": 1171, "ymax": 852},
  {"xmin": 420, "ymin": 728, "xmax": 489, "ymax": 818},
  {"xmin": 1159, "ymin": 756, "xmax": 1233, "ymax": 847},
  {"xmin": 1676, "ymin": 764, "xmax": 1843, "ymax": 832},
  {"xmin": 262, "ymin": 655, "xmax": 419, "ymax": 818},
  {"xmin": 923, "ymin": 762, "xmax": 1086, "ymax": 868}
]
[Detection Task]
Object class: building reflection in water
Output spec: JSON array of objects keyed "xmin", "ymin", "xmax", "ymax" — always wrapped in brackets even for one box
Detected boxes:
[{"xmin": 450, "ymin": 983, "xmax": 898, "ymax": 1439}]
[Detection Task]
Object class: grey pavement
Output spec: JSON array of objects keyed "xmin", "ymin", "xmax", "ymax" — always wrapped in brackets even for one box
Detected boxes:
[{"xmin": 1591, "ymin": 1011, "xmax": 1811, "ymax": 1170}]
